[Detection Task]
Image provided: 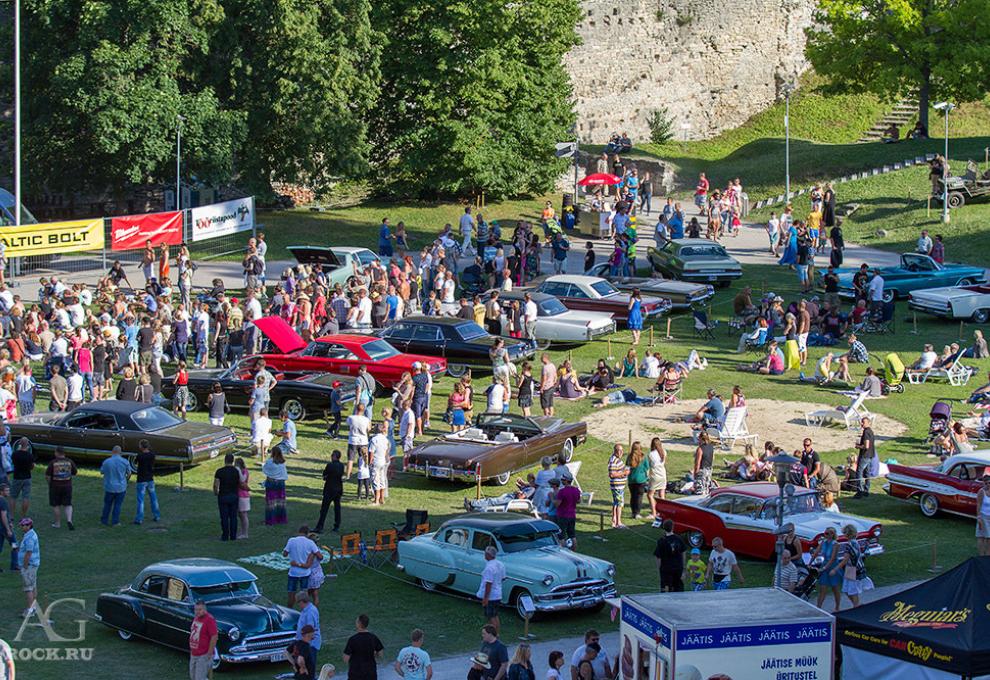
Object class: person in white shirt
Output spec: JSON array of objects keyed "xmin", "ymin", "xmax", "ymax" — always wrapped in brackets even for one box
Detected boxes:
[
  {"xmin": 0, "ymin": 285, "xmax": 14, "ymax": 312},
  {"xmin": 256, "ymin": 232, "xmax": 269, "ymax": 284},
  {"xmin": 774, "ymin": 551, "xmax": 800, "ymax": 592},
  {"xmin": 909, "ymin": 343, "xmax": 938, "ymax": 372},
  {"xmin": 355, "ymin": 289, "xmax": 373, "ymax": 329},
  {"xmin": 78, "ymin": 286, "xmax": 93, "ymax": 307},
  {"xmin": 283, "ymin": 527, "xmax": 322, "ymax": 608},
  {"xmin": 867, "ymin": 269, "xmax": 885, "ymax": 314},
  {"xmin": 369, "ymin": 423, "xmax": 391, "ymax": 505},
  {"xmin": 246, "ymin": 291, "xmax": 263, "ymax": 320},
  {"xmin": 346, "ymin": 403, "xmax": 371, "ymax": 479},
  {"xmin": 398, "ymin": 401, "xmax": 416, "ymax": 465},
  {"xmin": 459, "ymin": 206, "xmax": 476, "ymax": 256},
  {"xmin": 487, "ymin": 376, "xmax": 508, "ymax": 413},
  {"xmin": 476, "ymin": 546, "xmax": 506, "ymax": 633},
  {"xmin": 66, "ymin": 368, "xmax": 84, "ymax": 409},
  {"xmin": 916, "ymin": 230, "xmax": 933, "ymax": 254},
  {"xmin": 251, "ymin": 408, "xmax": 274, "ymax": 461},
  {"xmin": 441, "ymin": 272, "xmax": 456, "ymax": 315},
  {"xmin": 766, "ymin": 212, "xmax": 780, "ymax": 255},
  {"xmin": 569, "ymin": 632, "xmax": 614, "ymax": 680},
  {"xmin": 66, "ymin": 300, "xmax": 85, "ymax": 328},
  {"xmin": 523, "ymin": 294, "xmax": 538, "ymax": 341},
  {"xmin": 706, "ymin": 537, "xmax": 744, "ymax": 590},
  {"xmin": 641, "ymin": 352, "xmax": 661, "ymax": 379}
]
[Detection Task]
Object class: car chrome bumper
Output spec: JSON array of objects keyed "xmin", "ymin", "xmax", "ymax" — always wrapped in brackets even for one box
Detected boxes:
[
  {"xmin": 405, "ymin": 463, "xmax": 477, "ymax": 481},
  {"xmin": 681, "ymin": 271, "xmax": 742, "ymax": 282},
  {"xmin": 908, "ymin": 299, "xmax": 951, "ymax": 317},
  {"xmin": 532, "ymin": 583, "xmax": 617, "ymax": 612},
  {"xmin": 587, "ymin": 324, "xmax": 616, "ymax": 340},
  {"xmin": 864, "ymin": 545, "xmax": 885, "ymax": 557}
]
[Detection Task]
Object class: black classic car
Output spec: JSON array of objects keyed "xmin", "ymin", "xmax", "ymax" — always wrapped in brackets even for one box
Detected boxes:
[
  {"xmin": 160, "ymin": 359, "xmax": 357, "ymax": 421},
  {"xmin": 96, "ymin": 558, "xmax": 300, "ymax": 670},
  {"xmin": 377, "ymin": 316, "xmax": 535, "ymax": 377},
  {"xmin": 8, "ymin": 401, "xmax": 236, "ymax": 465}
]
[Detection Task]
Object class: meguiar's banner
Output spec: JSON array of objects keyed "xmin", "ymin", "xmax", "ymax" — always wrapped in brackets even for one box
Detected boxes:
[{"xmin": 0, "ymin": 219, "xmax": 104, "ymax": 257}]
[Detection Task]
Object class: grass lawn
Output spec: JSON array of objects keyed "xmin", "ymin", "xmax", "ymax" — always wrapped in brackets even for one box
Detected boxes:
[{"xmin": 3, "ymin": 254, "xmax": 987, "ymax": 679}]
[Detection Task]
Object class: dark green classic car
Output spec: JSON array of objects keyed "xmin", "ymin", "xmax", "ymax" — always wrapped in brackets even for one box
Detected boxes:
[
  {"xmin": 647, "ymin": 238, "xmax": 743, "ymax": 287},
  {"xmin": 96, "ymin": 558, "xmax": 300, "ymax": 670}
]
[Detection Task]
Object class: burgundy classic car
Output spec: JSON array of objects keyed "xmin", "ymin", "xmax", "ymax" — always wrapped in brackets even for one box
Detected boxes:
[
  {"xmin": 533, "ymin": 275, "xmax": 671, "ymax": 325},
  {"xmin": 654, "ymin": 482, "xmax": 884, "ymax": 560},
  {"xmin": 885, "ymin": 451, "xmax": 990, "ymax": 518}
]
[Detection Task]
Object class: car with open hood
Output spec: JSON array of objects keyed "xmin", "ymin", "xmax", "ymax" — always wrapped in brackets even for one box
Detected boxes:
[
  {"xmin": 287, "ymin": 245, "xmax": 380, "ymax": 288},
  {"xmin": 582, "ymin": 262, "xmax": 715, "ymax": 309},
  {"xmin": 397, "ymin": 514, "xmax": 616, "ymax": 618},
  {"xmin": 7, "ymin": 401, "xmax": 236, "ymax": 465},
  {"xmin": 377, "ymin": 316, "xmax": 534, "ymax": 378},
  {"xmin": 654, "ymin": 482, "xmax": 884, "ymax": 560},
  {"xmin": 533, "ymin": 275, "xmax": 670, "ymax": 325},
  {"xmin": 252, "ymin": 316, "xmax": 445, "ymax": 390},
  {"xmin": 646, "ymin": 238, "xmax": 743, "ymax": 286},
  {"xmin": 96, "ymin": 558, "xmax": 300, "ymax": 670},
  {"xmin": 829, "ymin": 253, "xmax": 987, "ymax": 302},
  {"xmin": 404, "ymin": 411, "xmax": 586, "ymax": 485},
  {"xmin": 487, "ymin": 290, "xmax": 616, "ymax": 348}
]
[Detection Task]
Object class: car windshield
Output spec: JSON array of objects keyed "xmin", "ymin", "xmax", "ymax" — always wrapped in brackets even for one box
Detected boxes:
[
  {"xmin": 499, "ymin": 529, "xmax": 559, "ymax": 554},
  {"xmin": 590, "ymin": 280, "xmax": 619, "ymax": 297},
  {"xmin": 190, "ymin": 580, "xmax": 260, "ymax": 602},
  {"xmin": 680, "ymin": 245, "xmax": 728, "ymax": 258},
  {"xmin": 455, "ymin": 322, "xmax": 488, "ymax": 341},
  {"xmin": 360, "ymin": 339, "xmax": 400, "ymax": 360},
  {"xmin": 538, "ymin": 298, "xmax": 569, "ymax": 316},
  {"xmin": 759, "ymin": 492, "xmax": 823, "ymax": 519},
  {"xmin": 131, "ymin": 407, "xmax": 183, "ymax": 431}
]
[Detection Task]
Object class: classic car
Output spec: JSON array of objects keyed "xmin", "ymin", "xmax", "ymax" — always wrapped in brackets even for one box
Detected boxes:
[
  {"xmin": 831, "ymin": 253, "xmax": 987, "ymax": 302},
  {"xmin": 160, "ymin": 359, "xmax": 357, "ymax": 420},
  {"xmin": 583, "ymin": 262, "xmax": 716, "ymax": 308},
  {"xmin": 8, "ymin": 401, "xmax": 237, "ymax": 465},
  {"xmin": 405, "ymin": 411, "xmax": 586, "ymax": 485},
  {"xmin": 488, "ymin": 290, "xmax": 616, "ymax": 347},
  {"xmin": 533, "ymin": 275, "xmax": 670, "ymax": 325},
  {"xmin": 377, "ymin": 316, "xmax": 535, "ymax": 377},
  {"xmin": 654, "ymin": 482, "xmax": 885, "ymax": 560},
  {"xmin": 96, "ymin": 558, "xmax": 300, "ymax": 669},
  {"xmin": 885, "ymin": 450, "xmax": 990, "ymax": 518},
  {"xmin": 287, "ymin": 245, "xmax": 380, "ymax": 288},
  {"xmin": 909, "ymin": 283, "xmax": 990, "ymax": 323},
  {"xmin": 646, "ymin": 238, "xmax": 743, "ymax": 286},
  {"xmin": 253, "ymin": 316, "xmax": 445, "ymax": 390},
  {"xmin": 396, "ymin": 514, "xmax": 616, "ymax": 619}
]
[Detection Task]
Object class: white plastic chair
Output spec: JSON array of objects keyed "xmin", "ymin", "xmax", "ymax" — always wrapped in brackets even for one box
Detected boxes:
[
  {"xmin": 697, "ymin": 407, "xmax": 758, "ymax": 450},
  {"xmin": 805, "ymin": 391, "xmax": 872, "ymax": 429},
  {"xmin": 564, "ymin": 461, "xmax": 595, "ymax": 506}
]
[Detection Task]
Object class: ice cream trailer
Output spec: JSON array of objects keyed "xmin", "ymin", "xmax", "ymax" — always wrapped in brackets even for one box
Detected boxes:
[{"xmin": 617, "ymin": 588, "xmax": 834, "ymax": 680}]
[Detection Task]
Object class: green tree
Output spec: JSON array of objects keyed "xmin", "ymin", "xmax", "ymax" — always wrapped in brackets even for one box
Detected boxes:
[
  {"xmin": 206, "ymin": 0, "xmax": 380, "ymax": 194},
  {"xmin": 806, "ymin": 0, "xmax": 990, "ymax": 130},
  {"xmin": 22, "ymin": 0, "xmax": 244, "ymax": 195},
  {"xmin": 370, "ymin": 0, "xmax": 581, "ymax": 199}
]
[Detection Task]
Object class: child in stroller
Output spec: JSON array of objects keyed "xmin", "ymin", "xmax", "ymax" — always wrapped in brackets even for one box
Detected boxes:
[
  {"xmin": 927, "ymin": 401, "xmax": 953, "ymax": 455},
  {"xmin": 880, "ymin": 352, "xmax": 905, "ymax": 394}
]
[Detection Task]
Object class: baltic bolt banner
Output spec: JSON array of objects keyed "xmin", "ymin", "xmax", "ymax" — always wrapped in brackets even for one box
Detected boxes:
[
  {"xmin": 190, "ymin": 197, "xmax": 254, "ymax": 242},
  {"xmin": 110, "ymin": 211, "xmax": 183, "ymax": 251},
  {"xmin": 0, "ymin": 219, "xmax": 104, "ymax": 258}
]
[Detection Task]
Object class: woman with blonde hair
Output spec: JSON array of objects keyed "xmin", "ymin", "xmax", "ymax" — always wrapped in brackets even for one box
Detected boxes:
[
  {"xmin": 834, "ymin": 523, "xmax": 874, "ymax": 608},
  {"xmin": 647, "ymin": 437, "xmax": 668, "ymax": 518},
  {"xmin": 507, "ymin": 642, "xmax": 535, "ymax": 680},
  {"xmin": 821, "ymin": 490, "xmax": 840, "ymax": 513},
  {"xmin": 626, "ymin": 441, "xmax": 650, "ymax": 520}
]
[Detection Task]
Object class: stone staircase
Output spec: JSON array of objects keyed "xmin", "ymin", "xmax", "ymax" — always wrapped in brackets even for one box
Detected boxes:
[{"xmin": 857, "ymin": 97, "xmax": 919, "ymax": 143}]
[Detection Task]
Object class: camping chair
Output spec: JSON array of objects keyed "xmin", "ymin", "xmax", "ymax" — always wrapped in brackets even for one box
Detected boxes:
[
  {"xmin": 860, "ymin": 300, "xmax": 895, "ymax": 335},
  {"xmin": 414, "ymin": 521, "xmax": 431, "ymax": 536},
  {"xmin": 329, "ymin": 532, "xmax": 364, "ymax": 574},
  {"xmin": 694, "ymin": 407, "xmax": 758, "ymax": 451},
  {"xmin": 393, "ymin": 509, "xmax": 429, "ymax": 541},
  {"xmin": 368, "ymin": 528, "xmax": 398, "ymax": 567},
  {"xmin": 804, "ymin": 391, "xmax": 872, "ymax": 429},
  {"xmin": 693, "ymin": 310, "xmax": 718, "ymax": 340},
  {"xmin": 564, "ymin": 461, "xmax": 595, "ymax": 506},
  {"xmin": 644, "ymin": 374, "xmax": 682, "ymax": 406},
  {"xmin": 745, "ymin": 329, "xmax": 771, "ymax": 355}
]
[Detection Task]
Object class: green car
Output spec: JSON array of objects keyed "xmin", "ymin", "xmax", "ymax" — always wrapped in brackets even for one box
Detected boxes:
[
  {"xmin": 647, "ymin": 238, "xmax": 743, "ymax": 287},
  {"xmin": 397, "ymin": 514, "xmax": 616, "ymax": 619}
]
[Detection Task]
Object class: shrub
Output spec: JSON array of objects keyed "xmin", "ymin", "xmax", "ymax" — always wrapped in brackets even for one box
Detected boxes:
[{"xmin": 647, "ymin": 107, "xmax": 676, "ymax": 144}]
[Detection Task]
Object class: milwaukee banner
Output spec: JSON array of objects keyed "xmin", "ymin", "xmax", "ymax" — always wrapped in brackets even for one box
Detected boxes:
[
  {"xmin": 190, "ymin": 197, "xmax": 254, "ymax": 242},
  {"xmin": 110, "ymin": 211, "xmax": 183, "ymax": 251},
  {"xmin": 0, "ymin": 219, "xmax": 104, "ymax": 258}
]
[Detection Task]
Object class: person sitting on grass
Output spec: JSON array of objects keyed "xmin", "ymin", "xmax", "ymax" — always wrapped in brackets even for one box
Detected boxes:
[
  {"xmin": 724, "ymin": 444, "xmax": 771, "ymax": 481},
  {"xmin": 592, "ymin": 387, "xmax": 652, "ymax": 408},
  {"xmin": 801, "ymin": 352, "xmax": 835, "ymax": 384},
  {"xmin": 691, "ymin": 389, "xmax": 725, "ymax": 427},
  {"xmin": 736, "ymin": 340, "xmax": 785, "ymax": 375},
  {"xmin": 557, "ymin": 360, "xmax": 588, "ymax": 400},
  {"xmin": 835, "ymin": 333, "xmax": 868, "ymax": 382},
  {"xmin": 853, "ymin": 366, "xmax": 883, "ymax": 398},
  {"xmin": 641, "ymin": 351, "xmax": 662, "ymax": 379},
  {"xmin": 968, "ymin": 372, "xmax": 990, "ymax": 404},
  {"xmin": 615, "ymin": 348, "xmax": 640, "ymax": 378}
]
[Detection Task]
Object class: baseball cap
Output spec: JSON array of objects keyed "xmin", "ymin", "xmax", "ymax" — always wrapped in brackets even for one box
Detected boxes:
[
  {"xmin": 690, "ymin": 548, "xmax": 700, "ymax": 555},
  {"xmin": 19, "ymin": 517, "xmax": 33, "ymax": 527},
  {"xmin": 561, "ymin": 470, "xmax": 574, "ymax": 482}
]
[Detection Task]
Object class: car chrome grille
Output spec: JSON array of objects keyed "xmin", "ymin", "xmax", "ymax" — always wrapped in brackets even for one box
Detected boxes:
[
  {"xmin": 238, "ymin": 631, "xmax": 296, "ymax": 653},
  {"xmin": 548, "ymin": 579, "xmax": 611, "ymax": 595}
]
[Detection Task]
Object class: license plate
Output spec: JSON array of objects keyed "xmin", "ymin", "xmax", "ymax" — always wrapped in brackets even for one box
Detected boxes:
[
  {"xmin": 268, "ymin": 652, "xmax": 285, "ymax": 663},
  {"xmin": 428, "ymin": 467, "xmax": 451, "ymax": 478},
  {"xmin": 707, "ymin": 275, "xmax": 717, "ymax": 282}
]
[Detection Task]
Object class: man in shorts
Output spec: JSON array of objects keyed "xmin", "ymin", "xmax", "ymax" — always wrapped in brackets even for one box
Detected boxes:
[
  {"xmin": 44, "ymin": 445, "xmax": 77, "ymax": 530},
  {"xmin": 346, "ymin": 404, "xmax": 371, "ymax": 481},
  {"xmin": 477, "ymin": 546, "xmax": 506, "ymax": 634},
  {"xmin": 797, "ymin": 300, "xmax": 811, "ymax": 366},
  {"xmin": 283, "ymin": 525, "xmax": 321, "ymax": 608},
  {"xmin": 540, "ymin": 354, "xmax": 557, "ymax": 417},
  {"xmin": 10, "ymin": 438, "xmax": 34, "ymax": 517},
  {"xmin": 19, "ymin": 517, "xmax": 40, "ymax": 617},
  {"xmin": 553, "ymin": 471, "xmax": 580, "ymax": 548}
]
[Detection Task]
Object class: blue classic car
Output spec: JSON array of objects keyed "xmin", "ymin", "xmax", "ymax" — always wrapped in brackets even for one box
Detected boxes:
[
  {"xmin": 96, "ymin": 558, "xmax": 300, "ymax": 670},
  {"xmin": 831, "ymin": 253, "xmax": 987, "ymax": 302},
  {"xmin": 396, "ymin": 514, "xmax": 616, "ymax": 618}
]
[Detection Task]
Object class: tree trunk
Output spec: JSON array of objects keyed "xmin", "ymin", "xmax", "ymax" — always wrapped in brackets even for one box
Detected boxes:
[{"xmin": 918, "ymin": 66, "xmax": 931, "ymax": 131}]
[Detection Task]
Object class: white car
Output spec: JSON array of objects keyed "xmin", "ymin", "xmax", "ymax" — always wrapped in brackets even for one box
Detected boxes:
[
  {"xmin": 909, "ymin": 284, "xmax": 990, "ymax": 323},
  {"xmin": 490, "ymin": 290, "xmax": 616, "ymax": 347}
]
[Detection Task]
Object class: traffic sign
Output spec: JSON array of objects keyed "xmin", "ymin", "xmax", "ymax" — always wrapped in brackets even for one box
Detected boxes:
[{"xmin": 555, "ymin": 141, "xmax": 577, "ymax": 158}]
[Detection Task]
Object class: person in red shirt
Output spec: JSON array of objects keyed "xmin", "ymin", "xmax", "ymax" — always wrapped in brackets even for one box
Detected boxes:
[
  {"xmin": 554, "ymin": 472, "xmax": 582, "ymax": 548},
  {"xmin": 694, "ymin": 173, "xmax": 709, "ymax": 215},
  {"xmin": 189, "ymin": 600, "xmax": 218, "ymax": 680}
]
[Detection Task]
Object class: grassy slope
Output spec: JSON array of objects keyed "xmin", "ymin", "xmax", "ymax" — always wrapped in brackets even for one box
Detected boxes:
[{"xmin": 5, "ymin": 249, "xmax": 988, "ymax": 680}]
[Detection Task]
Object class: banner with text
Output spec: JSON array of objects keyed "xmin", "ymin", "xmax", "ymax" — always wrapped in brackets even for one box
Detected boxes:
[
  {"xmin": 190, "ymin": 197, "xmax": 254, "ymax": 242},
  {"xmin": 110, "ymin": 211, "xmax": 183, "ymax": 251},
  {"xmin": 0, "ymin": 219, "xmax": 105, "ymax": 258}
]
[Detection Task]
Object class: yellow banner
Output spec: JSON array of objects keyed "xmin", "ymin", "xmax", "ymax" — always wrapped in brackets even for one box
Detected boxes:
[{"xmin": 0, "ymin": 219, "xmax": 105, "ymax": 258}]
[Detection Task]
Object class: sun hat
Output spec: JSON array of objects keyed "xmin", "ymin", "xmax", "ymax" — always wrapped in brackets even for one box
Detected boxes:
[{"xmin": 470, "ymin": 653, "xmax": 491, "ymax": 669}]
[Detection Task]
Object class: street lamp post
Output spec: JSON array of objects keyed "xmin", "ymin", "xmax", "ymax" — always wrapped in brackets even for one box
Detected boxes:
[
  {"xmin": 13, "ymin": 0, "xmax": 21, "ymax": 230},
  {"xmin": 176, "ymin": 114, "xmax": 185, "ymax": 211},
  {"xmin": 768, "ymin": 452, "xmax": 800, "ymax": 588},
  {"xmin": 934, "ymin": 102, "xmax": 955, "ymax": 224},
  {"xmin": 783, "ymin": 83, "xmax": 795, "ymax": 204}
]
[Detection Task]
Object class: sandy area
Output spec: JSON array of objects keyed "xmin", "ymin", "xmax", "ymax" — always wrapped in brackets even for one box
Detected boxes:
[{"xmin": 584, "ymin": 398, "xmax": 908, "ymax": 455}]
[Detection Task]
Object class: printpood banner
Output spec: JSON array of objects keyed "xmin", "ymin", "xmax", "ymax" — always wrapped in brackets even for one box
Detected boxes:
[
  {"xmin": 110, "ymin": 211, "xmax": 183, "ymax": 251},
  {"xmin": 190, "ymin": 197, "xmax": 254, "ymax": 242}
]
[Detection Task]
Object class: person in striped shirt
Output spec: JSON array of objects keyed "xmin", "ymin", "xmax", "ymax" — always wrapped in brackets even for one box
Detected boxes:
[{"xmin": 607, "ymin": 444, "xmax": 629, "ymax": 529}]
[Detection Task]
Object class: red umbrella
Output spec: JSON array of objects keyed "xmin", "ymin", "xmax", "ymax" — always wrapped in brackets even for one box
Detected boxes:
[{"xmin": 578, "ymin": 172, "xmax": 622, "ymax": 187}]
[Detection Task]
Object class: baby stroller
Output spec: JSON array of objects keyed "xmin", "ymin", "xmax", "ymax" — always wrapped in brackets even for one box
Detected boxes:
[
  {"xmin": 881, "ymin": 352, "xmax": 906, "ymax": 394},
  {"xmin": 927, "ymin": 401, "xmax": 952, "ymax": 454}
]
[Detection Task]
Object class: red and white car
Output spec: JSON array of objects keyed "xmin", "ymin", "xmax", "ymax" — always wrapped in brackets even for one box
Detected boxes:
[
  {"xmin": 885, "ymin": 450, "xmax": 990, "ymax": 518},
  {"xmin": 252, "ymin": 317, "xmax": 445, "ymax": 390},
  {"xmin": 654, "ymin": 482, "xmax": 884, "ymax": 560}
]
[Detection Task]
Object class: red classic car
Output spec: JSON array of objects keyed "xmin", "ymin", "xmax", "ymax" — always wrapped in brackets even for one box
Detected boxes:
[
  {"xmin": 252, "ymin": 317, "xmax": 445, "ymax": 390},
  {"xmin": 532, "ymin": 275, "xmax": 671, "ymax": 325},
  {"xmin": 885, "ymin": 451, "xmax": 990, "ymax": 518},
  {"xmin": 654, "ymin": 482, "xmax": 884, "ymax": 560}
]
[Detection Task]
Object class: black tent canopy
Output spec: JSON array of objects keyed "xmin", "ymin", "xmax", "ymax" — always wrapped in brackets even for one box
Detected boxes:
[{"xmin": 837, "ymin": 557, "xmax": 990, "ymax": 678}]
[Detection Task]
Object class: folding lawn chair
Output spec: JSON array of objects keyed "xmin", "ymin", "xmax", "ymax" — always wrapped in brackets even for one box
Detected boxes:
[
  {"xmin": 693, "ymin": 310, "xmax": 718, "ymax": 340},
  {"xmin": 564, "ymin": 461, "xmax": 595, "ymax": 506},
  {"xmin": 368, "ymin": 528, "xmax": 398, "ymax": 567},
  {"xmin": 393, "ymin": 509, "xmax": 429, "ymax": 541},
  {"xmin": 329, "ymin": 532, "xmax": 364, "ymax": 574},
  {"xmin": 694, "ymin": 406, "xmax": 758, "ymax": 451},
  {"xmin": 804, "ymin": 391, "xmax": 872, "ymax": 429}
]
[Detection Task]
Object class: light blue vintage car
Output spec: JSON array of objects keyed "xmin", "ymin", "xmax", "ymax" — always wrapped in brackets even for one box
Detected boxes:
[{"xmin": 396, "ymin": 514, "xmax": 616, "ymax": 619}]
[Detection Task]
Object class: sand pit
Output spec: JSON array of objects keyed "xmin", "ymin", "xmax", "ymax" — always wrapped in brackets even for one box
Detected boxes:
[{"xmin": 584, "ymin": 398, "xmax": 908, "ymax": 455}]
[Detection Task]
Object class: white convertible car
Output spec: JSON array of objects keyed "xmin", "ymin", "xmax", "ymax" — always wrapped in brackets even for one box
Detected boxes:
[
  {"xmin": 490, "ymin": 290, "xmax": 616, "ymax": 347},
  {"xmin": 909, "ymin": 283, "xmax": 990, "ymax": 323}
]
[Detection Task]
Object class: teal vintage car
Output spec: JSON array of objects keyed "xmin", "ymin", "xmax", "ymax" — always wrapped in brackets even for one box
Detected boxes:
[
  {"xmin": 396, "ymin": 514, "xmax": 616, "ymax": 619},
  {"xmin": 830, "ymin": 253, "xmax": 987, "ymax": 302}
]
